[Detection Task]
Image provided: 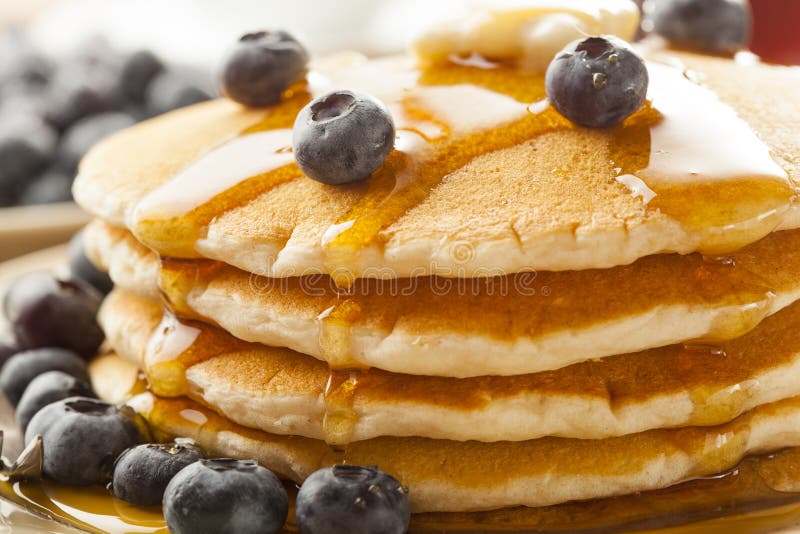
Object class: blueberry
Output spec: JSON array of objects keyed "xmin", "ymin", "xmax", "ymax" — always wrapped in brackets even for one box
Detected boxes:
[
  {"xmin": 545, "ymin": 36, "xmax": 648, "ymax": 128},
  {"xmin": 44, "ymin": 59, "xmax": 124, "ymax": 131},
  {"xmin": 15, "ymin": 370, "xmax": 95, "ymax": 432},
  {"xmin": 0, "ymin": 84, "xmax": 49, "ymax": 120},
  {"xmin": 0, "ymin": 348, "xmax": 88, "ymax": 406},
  {"xmin": 18, "ymin": 168, "xmax": 73, "ymax": 205},
  {"xmin": 0, "ymin": 29, "xmax": 52, "ymax": 87},
  {"xmin": 296, "ymin": 465, "xmax": 410, "ymax": 534},
  {"xmin": 219, "ymin": 31, "xmax": 309, "ymax": 108},
  {"xmin": 293, "ymin": 91, "xmax": 395, "ymax": 185},
  {"xmin": 649, "ymin": 0, "xmax": 750, "ymax": 54},
  {"xmin": 0, "ymin": 113, "xmax": 58, "ymax": 199},
  {"xmin": 58, "ymin": 112, "xmax": 136, "ymax": 174},
  {"xmin": 25, "ymin": 397, "xmax": 147, "ymax": 485},
  {"xmin": 68, "ymin": 230, "xmax": 113, "ymax": 295},
  {"xmin": 112, "ymin": 441, "xmax": 205, "ymax": 506},
  {"xmin": 163, "ymin": 459, "xmax": 288, "ymax": 534},
  {"xmin": 119, "ymin": 50, "xmax": 164, "ymax": 104},
  {"xmin": 3, "ymin": 272, "xmax": 104, "ymax": 359},
  {"xmin": 0, "ymin": 338, "xmax": 20, "ymax": 369},
  {"xmin": 146, "ymin": 68, "xmax": 213, "ymax": 116}
]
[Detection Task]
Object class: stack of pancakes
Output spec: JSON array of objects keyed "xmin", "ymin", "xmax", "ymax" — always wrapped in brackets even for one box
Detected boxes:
[{"xmin": 72, "ymin": 42, "xmax": 800, "ymax": 522}]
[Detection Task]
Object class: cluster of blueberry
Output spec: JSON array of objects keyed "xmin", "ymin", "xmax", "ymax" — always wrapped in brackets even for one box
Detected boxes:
[
  {"xmin": 220, "ymin": 31, "xmax": 396, "ymax": 187},
  {"xmin": 0, "ymin": 30, "xmax": 214, "ymax": 207},
  {"xmin": 0, "ymin": 233, "xmax": 410, "ymax": 533}
]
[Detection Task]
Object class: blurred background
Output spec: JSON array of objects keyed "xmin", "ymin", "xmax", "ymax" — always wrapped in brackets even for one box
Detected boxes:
[{"xmin": 0, "ymin": 0, "xmax": 798, "ymax": 261}]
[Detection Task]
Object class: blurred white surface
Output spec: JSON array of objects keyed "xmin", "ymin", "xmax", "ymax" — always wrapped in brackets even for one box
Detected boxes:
[{"xmin": 29, "ymin": 0, "xmax": 465, "ymax": 63}]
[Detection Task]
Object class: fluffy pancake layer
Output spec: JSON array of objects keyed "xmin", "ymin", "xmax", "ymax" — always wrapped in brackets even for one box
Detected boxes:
[
  {"xmin": 113, "ymin": 389, "xmax": 800, "ymax": 512},
  {"xmin": 99, "ymin": 289, "xmax": 800, "ymax": 443},
  {"xmin": 88, "ymin": 219, "xmax": 800, "ymax": 376},
  {"xmin": 73, "ymin": 51, "xmax": 800, "ymax": 281},
  {"xmin": 86, "ymin": 353, "xmax": 800, "ymax": 524}
]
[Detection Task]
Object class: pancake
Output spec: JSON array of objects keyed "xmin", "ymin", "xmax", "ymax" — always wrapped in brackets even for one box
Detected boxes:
[
  {"xmin": 73, "ymin": 50, "xmax": 800, "ymax": 285},
  {"xmin": 110, "ymin": 389, "xmax": 800, "ymax": 513},
  {"xmin": 99, "ymin": 288, "xmax": 800, "ymax": 444},
  {"xmin": 88, "ymin": 219, "xmax": 800, "ymax": 376},
  {"xmin": 86, "ymin": 354, "xmax": 800, "ymax": 529}
]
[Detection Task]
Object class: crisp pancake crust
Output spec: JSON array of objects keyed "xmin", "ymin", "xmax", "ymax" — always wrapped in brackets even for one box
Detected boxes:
[
  {"xmin": 88, "ymin": 220, "xmax": 800, "ymax": 376},
  {"xmin": 73, "ymin": 52, "xmax": 800, "ymax": 281},
  {"xmin": 100, "ymin": 289, "xmax": 800, "ymax": 443}
]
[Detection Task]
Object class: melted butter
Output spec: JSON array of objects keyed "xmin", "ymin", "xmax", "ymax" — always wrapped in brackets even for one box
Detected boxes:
[
  {"xmin": 133, "ymin": 129, "xmax": 295, "ymax": 221},
  {"xmin": 130, "ymin": 54, "xmax": 794, "ymax": 287},
  {"xmin": 131, "ymin": 92, "xmax": 309, "ymax": 258},
  {"xmin": 611, "ymin": 62, "xmax": 794, "ymax": 256}
]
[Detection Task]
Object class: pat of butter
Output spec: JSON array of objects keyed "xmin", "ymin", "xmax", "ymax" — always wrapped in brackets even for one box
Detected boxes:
[{"xmin": 412, "ymin": 0, "xmax": 640, "ymax": 72}]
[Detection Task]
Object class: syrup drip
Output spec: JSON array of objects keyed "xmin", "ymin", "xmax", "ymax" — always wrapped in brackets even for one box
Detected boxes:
[
  {"xmin": 142, "ymin": 311, "xmax": 248, "ymax": 398},
  {"xmin": 130, "ymin": 55, "xmax": 793, "ymax": 286},
  {"xmin": 322, "ymin": 370, "xmax": 361, "ymax": 448}
]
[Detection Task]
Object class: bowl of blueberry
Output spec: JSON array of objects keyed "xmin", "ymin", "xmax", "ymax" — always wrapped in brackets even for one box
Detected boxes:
[{"xmin": 0, "ymin": 29, "xmax": 215, "ymax": 261}]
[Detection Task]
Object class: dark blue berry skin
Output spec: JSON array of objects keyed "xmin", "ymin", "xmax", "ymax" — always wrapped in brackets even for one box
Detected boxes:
[
  {"xmin": 15, "ymin": 370, "xmax": 95, "ymax": 432},
  {"xmin": 112, "ymin": 441, "xmax": 205, "ymax": 506},
  {"xmin": 651, "ymin": 0, "xmax": 750, "ymax": 54},
  {"xmin": 296, "ymin": 465, "xmax": 410, "ymax": 534},
  {"xmin": 0, "ymin": 30, "xmax": 52, "ymax": 88},
  {"xmin": 68, "ymin": 230, "xmax": 113, "ymax": 295},
  {"xmin": 3, "ymin": 272, "xmax": 104, "ymax": 359},
  {"xmin": 44, "ymin": 59, "xmax": 125, "ymax": 132},
  {"xmin": 545, "ymin": 36, "xmax": 648, "ymax": 128},
  {"xmin": 0, "ymin": 339, "xmax": 20, "ymax": 369},
  {"xmin": 119, "ymin": 50, "xmax": 165, "ymax": 104},
  {"xmin": 25, "ymin": 397, "xmax": 147, "ymax": 486},
  {"xmin": 220, "ymin": 31, "xmax": 309, "ymax": 108},
  {"xmin": 18, "ymin": 168, "xmax": 73, "ymax": 205},
  {"xmin": 146, "ymin": 68, "xmax": 213, "ymax": 117},
  {"xmin": 0, "ymin": 348, "xmax": 88, "ymax": 406},
  {"xmin": 293, "ymin": 91, "xmax": 395, "ymax": 185},
  {"xmin": 58, "ymin": 112, "xmax": 136, "ymax": 174},
  {"xmin": 0, "ymin": 113, "xmax": 58, "ymax": 200},
  {"xmin": 163, "ymin": 459, "xmax": 288, "ymax": 534}
]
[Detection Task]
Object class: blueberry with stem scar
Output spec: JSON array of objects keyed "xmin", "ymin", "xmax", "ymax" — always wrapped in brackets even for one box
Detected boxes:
[
  {"xmin": 293, "ymin": 90, "xmax": 395, "ymax": 185},
  {"xmin": 545, "ymin": 35, "xmax": 648, "ymax": 128}
]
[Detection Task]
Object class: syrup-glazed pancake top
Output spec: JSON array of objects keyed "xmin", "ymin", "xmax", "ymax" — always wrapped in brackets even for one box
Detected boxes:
[
  {"xmin": 73, "ymin": 49, "xmax": 800, "ymax": 285},
  {"xmin": 101, "ymin": 288, "xmax": 800, "ymax": 445},
  {"xmin": 88, "ymin": 220, "xmax": 800, "ymax": 377}
]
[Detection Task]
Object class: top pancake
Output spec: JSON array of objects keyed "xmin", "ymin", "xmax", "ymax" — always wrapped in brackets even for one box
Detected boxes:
[{"xmin": 73, "ymin": 50, "xmax": 800, "ymax": 283}]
